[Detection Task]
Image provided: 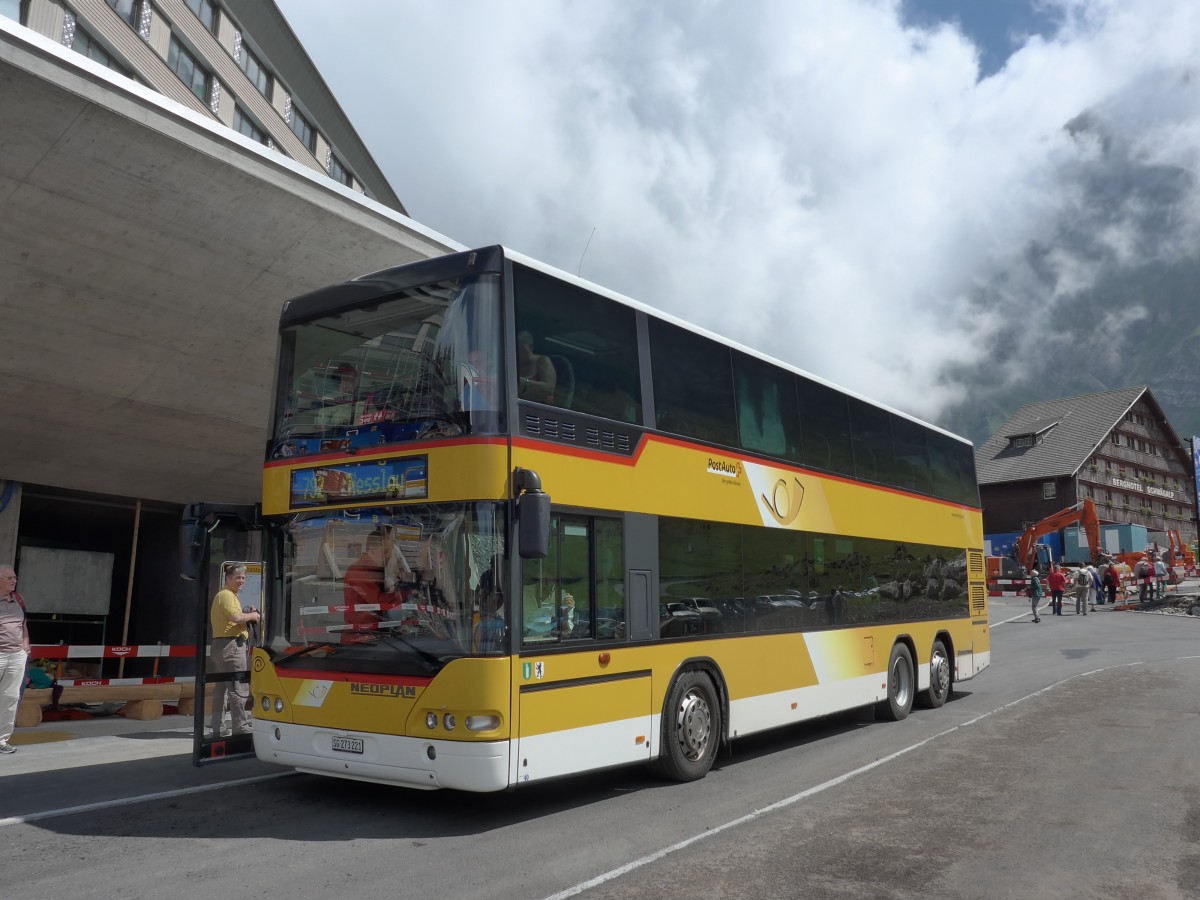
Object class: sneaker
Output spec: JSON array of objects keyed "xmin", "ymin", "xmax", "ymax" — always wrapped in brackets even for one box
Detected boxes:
[
  {"xmin": 0, "ymin": 742, "xmax": 16, "ymax": 754},
  {"xmin": 1033, "ymin": 617, "xmax": 1041, "ymax": 623}
]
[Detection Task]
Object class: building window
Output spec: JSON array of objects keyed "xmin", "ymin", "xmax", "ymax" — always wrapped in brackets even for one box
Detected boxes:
[
  {"xmin": 289, "ymin": 106, "xmax": 316, "ymax": 152},
  {"xmin": 1110, "ymin": 433, "xmax": 1120, "ymax": 444},
  {"xmin": 106, "ymin": 0, "xmax": 140, "ymax": 28},
  {"xmin": 71, "ymin": 25, "xmax": 131, "ymax": 77},
  {"xmin": 233, "ymin": 105, "xmax": 266, "ymax": 144},
  {"xmin": 237, "ymin": 43, "xmax": 271, "ymax": 98},
  {"xmin": 167, "ymin": 35, "xmax": 209, "ymax": 101},
  {"xmin": 1042, "ymin": 481, "xmax": 1056, "ymax": 500},
  {"xmin": 184, "ymin": 0, "xmax": 216, "ymax": 33},
  {"xmin": 328, "ymin": 153, "xmax": 352, "ymax": 187}
]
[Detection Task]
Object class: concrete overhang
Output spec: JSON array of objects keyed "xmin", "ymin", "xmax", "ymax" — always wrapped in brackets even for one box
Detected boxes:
[{"xmin": 0, "ymin": 20, "xmax": 462, "ymax": 506}]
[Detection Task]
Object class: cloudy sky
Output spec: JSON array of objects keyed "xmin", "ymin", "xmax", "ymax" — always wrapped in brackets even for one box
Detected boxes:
[{"xmin": 275, "ymin": 0, "xmax": 1200, "ymax": 432}]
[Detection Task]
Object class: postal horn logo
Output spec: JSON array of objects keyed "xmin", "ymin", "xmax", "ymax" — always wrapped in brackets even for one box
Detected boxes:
[{"xmin": 761, "ymin": 477, "xmax": 805, "ymax": 526}]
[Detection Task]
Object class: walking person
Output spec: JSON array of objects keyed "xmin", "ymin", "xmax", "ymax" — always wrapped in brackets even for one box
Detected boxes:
[
  {"xmin": 0, "ymin": 564, "xmax": 30, "ymax": 755},
  {"xmin": 1088, "ymin": 565, "xmax": 1101, "ymax": 611},
  {"xmin": 1028, "ymin": 569, "xmax": 1044, "ymax": 623},
  {"xmin": 1048, "ymin": 564, "xmax": 1067, "ymax": 616},
  {"xmin": 1073, "ymin": 567, "xmax": 1090, "ymax": 615},
  {"xmin": 209, "ymin": 564, "xmax": 260, "ymax": 737}
]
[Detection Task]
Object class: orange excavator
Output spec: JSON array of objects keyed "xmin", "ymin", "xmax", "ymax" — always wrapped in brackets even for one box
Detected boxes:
[
  {"xmin": 1165, "ymin": 529, "xmax": 1196, "ymax": 574},
  {"xmin": 1014, "ymin": 498, "xmax": 1103, "ymax": 574}
]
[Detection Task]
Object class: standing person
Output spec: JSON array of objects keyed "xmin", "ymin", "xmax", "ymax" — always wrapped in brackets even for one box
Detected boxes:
[
  {"xmin": 1088, "ymin": 565, "xmax": 1101, "ymax": 611},
  {"xmin": 1073, "ymin": 567, "xmax": 1090, "ymax": 615},
  {"xmin": 1028, "ymin": 569, "xmax": 1044, "ymax": 623},
  {"xmin": 1135, "ymin": 557, "xmax": 1152, "ymax": 603},
  {"xmin": 1048, "ymin": 564, "xmax": 1067, "ymax": 616},
  {"xmin": 1102, "ymin": 564, "xmax": 1119, "ymax": 605},
  {"xmin": 0, "ymin": 565, "xmax": 30, "ymax": 754},
  {"xmin": 1153, "ymin": 556, "xmax": 1167, "ymax": 600},
  {"xmin": 209, "ymin": 564, "xmax": 259, "ymax": 737}
]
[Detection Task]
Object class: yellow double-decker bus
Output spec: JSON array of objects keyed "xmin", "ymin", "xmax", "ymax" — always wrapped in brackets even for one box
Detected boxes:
[{"xmin": 248, "ymin": 246, "xmax": 989, "ymax": 791}]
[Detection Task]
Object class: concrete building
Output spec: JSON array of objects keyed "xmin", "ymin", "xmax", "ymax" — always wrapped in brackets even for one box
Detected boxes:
[
  {"xmin": 975, "ymin": 386, "xmax": 1198, "ymax": 550},
  {"xmin": 0, "ymin": 3, "xmax": 459, "ymax": 669}
]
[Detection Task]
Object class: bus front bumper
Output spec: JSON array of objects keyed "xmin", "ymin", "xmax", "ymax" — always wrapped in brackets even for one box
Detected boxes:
[{"xmin": 254, "ymin": 721, "xmax": 510, "ymax": 792}]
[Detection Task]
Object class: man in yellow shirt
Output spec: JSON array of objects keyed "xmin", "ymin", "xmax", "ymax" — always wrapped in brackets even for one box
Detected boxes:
[{"xmin": 209, "ymin": 564, "xmax": 260, "ymax": 737}]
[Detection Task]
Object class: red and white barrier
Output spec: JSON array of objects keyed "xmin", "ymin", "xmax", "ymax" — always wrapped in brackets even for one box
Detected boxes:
[
  {"xmin": 300, "ymin": 602, "xmax": 453, "ymax": 618},
  {"xmin": 987, "ymin": 578, "xmax": 1028, "ymax": 598},
  {"xmin": 31, "ymin": 643, "xmax": 196, "ymax": 660},
  {"xmin": 53, "ymin": 675, "xmax": 195, "ymax": 687}
]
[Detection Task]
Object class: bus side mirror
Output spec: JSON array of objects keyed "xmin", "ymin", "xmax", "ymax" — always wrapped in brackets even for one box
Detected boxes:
[{"xmin": 513, "ymin": 468, "xmax": 551, "ymax": 559}]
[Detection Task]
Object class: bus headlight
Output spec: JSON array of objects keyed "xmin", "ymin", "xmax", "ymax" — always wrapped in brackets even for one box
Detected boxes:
[
  {"xmin": 466, "ymin": 715, "xmax": 500, "ymax": 732},
  {"xmin": 442, "ymin": 713, "xmax": 456, "ymax": 731},
  {"xmin": 260, "ymin": 696, "xmax": 270, "ymax": 712},
  {"xmin": 274, "ymin": 697, "xmax": 285, "ymax": 713},
  {"xmin": 425, "ymin": 712, "xmax": 438, "ymax": 730}
]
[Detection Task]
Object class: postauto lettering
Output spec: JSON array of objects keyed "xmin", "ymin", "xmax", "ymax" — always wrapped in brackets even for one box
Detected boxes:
[{"xmin": 350, "ymin": 682, "xmax": 417, "ymax": 699}]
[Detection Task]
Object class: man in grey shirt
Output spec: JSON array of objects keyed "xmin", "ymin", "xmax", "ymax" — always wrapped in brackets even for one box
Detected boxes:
[{"xmin": 0, "ymin": 564, "xmax": 30, "ymax": 754}]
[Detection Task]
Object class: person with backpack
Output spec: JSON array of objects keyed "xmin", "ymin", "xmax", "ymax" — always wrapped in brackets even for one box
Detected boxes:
[
  {"xmin": 1028, "ymin": 569, "xmax": 1044, "ymax": 623},
  {"xmin": 0, "ymin": 564, "xmax": 30, "ymax": 755},
  {"xmin": 1073, "ymin": 567, "xmax": 1091, "ymax": 615},
  {"xmin": 1102, "ymin": 564, "xmax": 1119, "ymax": 605}
]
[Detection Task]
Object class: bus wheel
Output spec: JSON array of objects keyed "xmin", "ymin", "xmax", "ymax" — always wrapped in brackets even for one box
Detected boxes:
[
  {"xmin": 652, "ymin": 671, "xmax": 721, "ymax": 782},
  {"xmin": 918, "ymin": 639, "xmax": 952, "ymax": 709},
  {"xmin": 875, "ymin": 643, "xmax": 914, "ymax": 721}
]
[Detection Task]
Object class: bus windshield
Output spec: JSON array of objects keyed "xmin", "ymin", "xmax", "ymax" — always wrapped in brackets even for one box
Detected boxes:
[
  {"xmin": 270, "ymin": 502, "xmax": 508, "ymax": 675},
  {"xmin": 271, "ymin": 273, "xmax": 502, "ymax": 460}
]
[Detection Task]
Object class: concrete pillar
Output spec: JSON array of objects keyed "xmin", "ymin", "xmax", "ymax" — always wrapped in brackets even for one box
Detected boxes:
[{"xmin": 0, "ymin": 481, "xmax": 21, "ymax": 567}]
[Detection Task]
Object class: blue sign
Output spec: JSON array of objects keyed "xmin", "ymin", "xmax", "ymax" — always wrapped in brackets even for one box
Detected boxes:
[
  {"xmin": 290, "ymin": 456, "xmax": 428, "ymax": 508},
  {"xmin": 1192, "ymin": 435, "xmax": 1200, "ymax": 512}
]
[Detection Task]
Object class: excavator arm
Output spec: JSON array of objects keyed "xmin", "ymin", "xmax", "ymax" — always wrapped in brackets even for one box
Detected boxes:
[{"xmin": 1015, "ymin": 498, "xmax": 1101, "ymax": 573}]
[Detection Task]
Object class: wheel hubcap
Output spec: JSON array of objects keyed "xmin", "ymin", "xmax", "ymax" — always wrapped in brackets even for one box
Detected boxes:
[
  {"xmin": 930, "ymin": 652, "xmax": 950, "ymax": 698},
  {"xmin": 675, "ymin": 689, "xmax": 712, "ymax": 761}
]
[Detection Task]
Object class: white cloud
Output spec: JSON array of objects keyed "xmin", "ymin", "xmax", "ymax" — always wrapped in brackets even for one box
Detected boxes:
[{"xmin": 278, "ymin": 0, "xmax": 1200, "ymax": 426}]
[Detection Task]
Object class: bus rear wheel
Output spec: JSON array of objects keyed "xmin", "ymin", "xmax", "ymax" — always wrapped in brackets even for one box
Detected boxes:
[
  {"xmin": 918, "ymin": 639, "xmax": 952, "ymax": 709},
  {"xmin": 652, "ymin": 671, "xmax": 721, "ymax": 782},
  {"xmin": 875, "ymin": 643, "xmax": 914, "ymax": 721}
]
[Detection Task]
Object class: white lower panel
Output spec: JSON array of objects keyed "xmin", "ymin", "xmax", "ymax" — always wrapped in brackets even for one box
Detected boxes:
[
  {"xmin": 515, "ymin": 714, "xmax": 653, "ymax": 784},
  {"xmin": 956, "ymin": 649, "xmax": 990, "ymax": 681},
  {"xmin": 727, "ymin": 671, "xmax": 885, "ymax": 739},
  {"xmin": 255, "ymin": 722, "xmax": 510, "ymax": 792}
]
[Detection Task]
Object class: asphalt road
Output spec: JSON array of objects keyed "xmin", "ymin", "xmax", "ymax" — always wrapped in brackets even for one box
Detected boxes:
[{"xmin": 4, "ymin": 594, "xmax": 1199, "ymax": 900}]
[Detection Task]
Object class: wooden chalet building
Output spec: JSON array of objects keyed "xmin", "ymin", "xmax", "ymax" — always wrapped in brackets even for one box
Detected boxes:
[{"xmin": 975, "ymin": 386, "xmax": 1197, "ymax": 545}]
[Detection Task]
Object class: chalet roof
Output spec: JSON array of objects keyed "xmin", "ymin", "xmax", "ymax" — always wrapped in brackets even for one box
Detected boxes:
[{"xmin": 975, "ymin": 386, "xmax": 1149, "ymax": 485}]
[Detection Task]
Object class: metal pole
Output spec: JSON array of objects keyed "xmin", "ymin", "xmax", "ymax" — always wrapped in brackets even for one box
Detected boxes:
[{"xmin": 119, "ymin": 498, "xmax": 142, "ymax": 678}]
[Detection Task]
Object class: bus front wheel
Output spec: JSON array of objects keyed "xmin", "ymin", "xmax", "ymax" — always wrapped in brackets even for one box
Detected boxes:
[
  {"xmin": 652, "ymin": 671, "xmax": 721, "ymax": 782},
  {"xmin": 875, "ymin": 643, "xmax": 914, "ymax": 721}
]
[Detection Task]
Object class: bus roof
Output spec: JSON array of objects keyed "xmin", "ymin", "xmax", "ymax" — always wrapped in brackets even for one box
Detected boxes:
[{"xmin": 501, "ymin": 246, "xmax": 973, "ymax": 448}]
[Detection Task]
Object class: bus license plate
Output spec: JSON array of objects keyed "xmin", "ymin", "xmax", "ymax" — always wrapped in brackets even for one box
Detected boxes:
[{"xmin": 332, "ymin": 735, "xmax": 364, "ymax": 754}]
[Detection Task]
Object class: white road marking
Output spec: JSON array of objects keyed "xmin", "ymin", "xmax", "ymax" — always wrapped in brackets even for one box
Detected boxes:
[
  {"xmin": 541, "ymin": 658, "xmax": 1170, "ymax": 900},
  {"xmin": 0, "ymin": 772, "xmax": 294, "ymax": 827}
]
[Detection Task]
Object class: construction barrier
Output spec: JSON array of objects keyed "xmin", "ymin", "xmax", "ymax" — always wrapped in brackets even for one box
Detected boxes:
[
  {"xmin": 986, "ymin": 578, "xmax": 1028, "ymax": 598},
  {"xmin": 18, "ymin": 644, "xmax": 198, "ymax": 728}
]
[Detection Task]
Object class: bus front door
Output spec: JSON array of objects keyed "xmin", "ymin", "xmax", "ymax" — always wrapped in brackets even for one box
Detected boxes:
[{"xmin": 180, "ymin": 503, "xmax": 261, "ymax": 765}]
